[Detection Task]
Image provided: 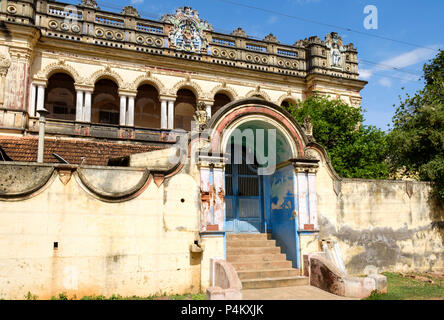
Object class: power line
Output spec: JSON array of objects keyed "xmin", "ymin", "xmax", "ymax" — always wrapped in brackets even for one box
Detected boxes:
[
  {"xmin": 215, "ymin": 0, "xmax": 439, "ymax": 53},
  {"xmin": 358, "ymin": 60, "xmax": 422, "ymax": 77},
  {"xmin": 71, "ymin": 0, "xmax": 429, "ymax": 81}
]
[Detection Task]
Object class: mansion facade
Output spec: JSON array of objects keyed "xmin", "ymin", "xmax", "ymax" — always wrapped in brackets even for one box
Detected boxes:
[
  {"xmin": 0, "ymin": 0, "xmax": 365, "ymax": 162},
  {"xmin": 1, "ymin": 0, "xmax": 440, "ymax": 300}
]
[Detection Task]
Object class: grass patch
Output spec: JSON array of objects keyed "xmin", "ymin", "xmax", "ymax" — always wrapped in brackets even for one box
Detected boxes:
[
  {"xmin": 364, "ymin": 272, "xmax": 444, "ymax": 300},
  {"xmin": 48, "ymin": 292, "xmax": 206, "ymax": 300}
]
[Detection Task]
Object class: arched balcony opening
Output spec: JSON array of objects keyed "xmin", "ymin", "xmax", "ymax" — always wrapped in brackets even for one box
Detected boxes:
[
  {"xmin": 44, "ymin": 73, "xmax": 76, "ymax": 121},
  {"xmin": 135, "ymin": 84, "xmax": 160, "ymax": 128},
  {"xmin": 212, "ymin": 92, "xmax": 232, "ymax": 116},
  {"xmin": 175, "ymin": 88, "xmax": 196, "ymax": 131},
  {"xmin": 91, "ymin": 79, "xmax": 120, "ymax": 125}
]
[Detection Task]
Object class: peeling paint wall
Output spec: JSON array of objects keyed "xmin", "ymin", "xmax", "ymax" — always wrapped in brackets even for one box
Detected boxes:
[
  {"xmin": 311, "ymin": 148, "xmax": 444, "ymax": 275},
  {"xmin": 0, "ymin": 163, "xmax": 210, "ymax": 299}
]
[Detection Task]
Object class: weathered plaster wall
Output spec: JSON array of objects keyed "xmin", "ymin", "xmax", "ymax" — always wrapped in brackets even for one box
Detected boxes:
[
  {"xmin": 0, "ymin": 163, "xmax": 212, "ymax": 300},
  {"xmin": 310, "ymin": 147, "xmax": 444, "ymax": 275}
]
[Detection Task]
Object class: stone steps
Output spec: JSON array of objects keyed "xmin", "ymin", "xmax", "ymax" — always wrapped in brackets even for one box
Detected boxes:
[
  {"xmin": 226, "ymin": 233, "xmax": 308, "ymax": 289},
  {"xmin": 242, "ymin": 276, "xmax": 309, "ymax": 289},
  {"xmin": 227, "ymin": 246, "xmax": 281, "ymax": 255},
  {"xmin": 237, "ymin": 268, "xmax": 301, "ymax": 280},
  {"xmin": 227, "ymin": 253, "xmax": 287, "ymax": 263}
]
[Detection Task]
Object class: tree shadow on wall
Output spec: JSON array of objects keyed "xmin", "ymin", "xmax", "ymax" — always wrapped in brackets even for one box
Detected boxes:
[{"xmin": 429, "ymin": 194, "xmax": 444, "ymax": 246}]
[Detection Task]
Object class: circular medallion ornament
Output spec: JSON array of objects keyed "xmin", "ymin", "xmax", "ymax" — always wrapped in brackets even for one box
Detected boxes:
[
  {"xmin": 7, "ymin": 6, "xmax": 17, "ymax": 14},
  {"xmin": 48, "ymin": 20, "xmax": 58, "ymax": 29},
  {"xmin": 155, "ymin": 38, "xmax": 163, "ymax": 47},
  {"xmin": 71, "ymin": 24, "xmax": 80, "ymax": 33},
  {"xmin": 95, "ymin": 29, "xmax": 104, "ymax": 37},
  {"xmin": 60, "ymin": 23, "xmax": 69, "ymax": 31}
]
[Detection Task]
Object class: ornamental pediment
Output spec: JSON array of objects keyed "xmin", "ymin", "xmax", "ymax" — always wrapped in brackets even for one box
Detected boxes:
[{"xmin": 161, "ymin": 7, "xmax": 213, "ymax": 53}]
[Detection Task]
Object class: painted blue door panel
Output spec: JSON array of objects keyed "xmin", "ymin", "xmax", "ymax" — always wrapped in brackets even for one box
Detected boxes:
[{"xmin": 270, "ymin": 164, "xmax": 300, "ymax": 268}]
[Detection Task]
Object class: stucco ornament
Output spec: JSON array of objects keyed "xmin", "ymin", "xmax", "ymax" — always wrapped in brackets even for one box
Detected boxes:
[
  {"xmin": 326, "ymin": 32, "xmax": 345, "ymax": 68},
  {"xmin": 193, "ymin": 101, "xmax": 209, "ymax": 131},
  {"xmin": 79, "ymin": 0, "xmax": 98, "ymax": 9},
  {"xmin": 0, "ymin": 52, "xmax": 11, "ymax": 77},
  {"xmin": 302, "ymin": 114, "xmax": 313, "ymax": 136},
  {"xmin": 161, "ymin": 7, "xmax": 213, "ymax": 52},
  {"xmin": 121, "ymin": 6, "xmax": 139, "ymax": 17}
]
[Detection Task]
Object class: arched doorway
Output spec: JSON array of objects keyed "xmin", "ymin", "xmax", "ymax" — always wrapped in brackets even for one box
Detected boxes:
[
  {"xmin": 222, "ymin": 117, "xmax": 296, "ymax": 234},
  {"xmin": 204, "ymin": 98, "xmax": 319, "ymax": 269}
]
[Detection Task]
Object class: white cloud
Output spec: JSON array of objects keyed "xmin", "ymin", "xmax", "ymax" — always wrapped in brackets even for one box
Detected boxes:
[
  {"xmin": 359, "ymin": 68, "xmax": 373, "ymax": 80},
  {"xmin": 378, "ymin": 77, "xmax": 392, "ymax": 88},
  {"xmin": 131, "ymin": 0, "xmax": 144, "ymax": 4},
  {"xmin": 378, "ymin": 47, "xmax": 437, "ymax": 71},
  {"xmin": 359, "ymin": 45, "xmax": 440, "ymax": 86}
]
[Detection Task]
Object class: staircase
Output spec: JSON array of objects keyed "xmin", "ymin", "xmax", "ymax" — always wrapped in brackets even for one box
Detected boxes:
[{"xmin": 226, "ymin": 233, "xmax": 309, "ymax": 289}]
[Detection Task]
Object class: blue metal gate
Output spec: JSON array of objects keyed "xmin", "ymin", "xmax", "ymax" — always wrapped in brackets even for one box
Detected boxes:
[{"xmin": 225, "ymin": 147, "xmax": 262, "ymax": 233}]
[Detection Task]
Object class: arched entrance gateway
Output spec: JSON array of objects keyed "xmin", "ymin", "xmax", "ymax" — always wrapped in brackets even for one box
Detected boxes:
[{"xmin": 198, "ymin": 98, "xmax": 320, "ymax": 269}]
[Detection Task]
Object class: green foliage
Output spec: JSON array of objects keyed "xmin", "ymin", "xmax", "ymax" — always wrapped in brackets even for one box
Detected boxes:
[
  {"xmin": 284, "ymin": 95, "xmax": 389, "ymax": 179},
  {"xmin": 387, "ymin": 50, "xmax": 444, "ymax": 200}
]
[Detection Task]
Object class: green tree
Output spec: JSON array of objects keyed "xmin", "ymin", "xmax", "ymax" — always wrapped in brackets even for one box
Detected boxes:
[
  {"xmin": 284, "ymin": 95, "xmax": 389, "ymax": 179},
  {"xmin": 387, "ymin": 49, "xmax": 444, "ymax": 200}
]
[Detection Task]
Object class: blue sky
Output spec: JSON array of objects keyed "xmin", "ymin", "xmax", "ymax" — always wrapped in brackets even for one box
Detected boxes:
[{"xmin": 64, "ymin": 0, "xmax": 443, "ymax": 130}]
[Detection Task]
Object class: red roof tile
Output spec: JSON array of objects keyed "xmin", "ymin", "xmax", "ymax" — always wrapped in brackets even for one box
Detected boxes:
[{"xmin": 0, "ymin": 136, "xmax": 164, "ymax": 166}]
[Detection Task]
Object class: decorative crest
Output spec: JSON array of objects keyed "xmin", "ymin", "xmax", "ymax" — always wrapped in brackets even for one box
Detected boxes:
[
  {"xmin": 161, "ymin": 7, "xmax": 213, "ymax": 53},
  {"xmin": 264, "ymin": 33, "xmax": 279, "ymax": 43},
  {"xmin": 231, "ymin": 27, "xmax": 247, "ymax": 37},
  {"xmin": 79, "ymin": 0, "xmax": 98, "ymax": 9},
  {"xmin": 121, "ymin": 6, "xmax": 139, "ymax": 17}
]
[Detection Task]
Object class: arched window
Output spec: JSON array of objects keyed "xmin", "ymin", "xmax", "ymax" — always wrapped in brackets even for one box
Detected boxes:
[
  {"xmin": 44, "ymin": 73, "xmax": 76, "ymax": 121},
  {"xmin": 212, "ymin": 92, "xmax": 231, "ymax": 116},
  {"xmin": 135, "ymin": 84, "xmax": 160, "ymax": 128},
  {"xmin": 91, "ymin": 79, "xmax": 120, "ymax": 125},
  {"xmin": 175, "ymin": 89, "xmax": 196, "ymax": 131}
]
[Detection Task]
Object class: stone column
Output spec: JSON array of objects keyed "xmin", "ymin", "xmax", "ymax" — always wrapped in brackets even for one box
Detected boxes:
[
  {"xmin": 198, "ymin": 156, "xmax": 226, "ymax": 232},
  {"xmin": 126, "ymin": 95, "xmax": 135, "ymax": 126},
  {"xmin": 206, "ymin": 103, "xmax": 212, "ymax": 119},
  {"xmin": 160, "ymin": 99, "xmax": 168, "ymax": 129},
  {"xmin": 36, "ymin": 108, "xmax": 49, "ymax": 163},
  {"xmin": 119, "ymin": 95, "xmax": 127, "ymax": 126},
  {"xmin": 167, "ymin": 99, "xmax": 175, "ymax": 129},
  {"xmin": 307, "ymin": 170, "xmax": 318, "ymax": 229},
  {"xmin": 76, "ymin": 90, "xmax": 84, "ymax": 121},
  {"xmin": 28, "ymin": 83, "xmax": 36, "ymax": 117},
  {"xmin": 83, "ymin": 90, "xmax": 92, "ymax": 122},
  {"xmin": 36, "ymin": 85, "xmax": 45, "ymax": 112}
]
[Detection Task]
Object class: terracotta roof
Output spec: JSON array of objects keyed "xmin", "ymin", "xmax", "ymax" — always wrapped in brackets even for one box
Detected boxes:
[{"xmin": 0, "ymin": 135, "xmax": 164, "ymax": 166}]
